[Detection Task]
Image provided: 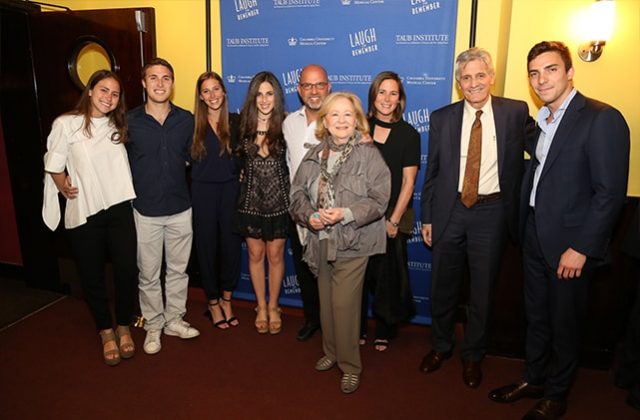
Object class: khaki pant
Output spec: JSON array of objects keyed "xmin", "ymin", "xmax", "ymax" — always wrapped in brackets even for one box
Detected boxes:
[
  {"xmin": 134, "ymin": 208, "xmax": 193, "ymax": 331},
  {"xmin": 318, "ymin": 240, "xmax": 369, "ymax": 375}
]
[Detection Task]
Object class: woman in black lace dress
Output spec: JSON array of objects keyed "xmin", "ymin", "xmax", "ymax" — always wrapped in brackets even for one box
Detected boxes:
[{"xmin": 234, "ymin": 71, "xmax": 289, "ymax": 334}]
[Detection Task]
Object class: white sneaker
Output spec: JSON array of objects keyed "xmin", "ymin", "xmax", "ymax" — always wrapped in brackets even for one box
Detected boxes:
[
  {"xmin": 143, "ymin": 329, "xmax": 162, "ymax": 354},
  {"xmin": 163, "ymin": 319, "xmax": 200, "ymax": 339}
]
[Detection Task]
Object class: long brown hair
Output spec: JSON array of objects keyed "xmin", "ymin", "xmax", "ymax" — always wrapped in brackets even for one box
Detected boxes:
[
  {"xmin": 71, "ymin": 69, "xmax": 127, "ymax": 143},
  {"xmin": 192, "ymin": 72, "xmax": 231, "ymax": 160},
  {"xmin": 239, "ymin": 71, "xmax": 285, "ymax": 156}
]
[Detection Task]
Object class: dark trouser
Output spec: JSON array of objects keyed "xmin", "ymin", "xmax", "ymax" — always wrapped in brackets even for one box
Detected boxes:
[
  {"xmin": 192, "ymin": 180, "xmax": 242, "ymax": 300},
  {"xmin": 619, "ymin": 268, "xmax": 640, "ymax": 400},
  {"xmin": 289, "ymin": 217, "xmax": 320, "ymax": 325},
  {"xmin": 361, "ymin": 232, "xmax": 414, "ymax": 340},
  {"xmin": 431, "ymin": 198, "xmax": 506, "ymax": 361},
  {"xmin": 67, "ymin": 201, "xmax": 138, "ymax": 330},
  {"xmin": 523, "ymin": 209, "xmax": 590, "ymax": 400}
]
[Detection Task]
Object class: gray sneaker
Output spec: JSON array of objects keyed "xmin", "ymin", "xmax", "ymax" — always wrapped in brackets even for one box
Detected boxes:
[
  {"xmin": 163, "ymin": 319, "xmax": 200, "ymax": 339},
  {"xmin": 143, "ymin": 329, "xmax": 162, "ymax": 354}
]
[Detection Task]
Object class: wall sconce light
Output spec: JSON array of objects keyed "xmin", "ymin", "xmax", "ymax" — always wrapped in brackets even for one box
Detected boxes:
[{"xmin": 578, "ymin": 0, "xmax": 616, "ymax": 62}]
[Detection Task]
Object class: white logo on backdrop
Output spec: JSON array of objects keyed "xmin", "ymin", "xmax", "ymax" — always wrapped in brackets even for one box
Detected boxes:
[
  {"xmin": 405, "ymin": 73, "xmax": 446, "ymax": 86},
  {"xmin": 342, "ymin": 0, "xmax": 386, "ymax": 4},
  {"xmin": 348, "ymin": 27, "xmax": 379, "ymax": 56},
  {"xmin": 290, "ymin": 36, "xmax": 336, "ymax": 47},
  {"xmin": 281, "ymin": 68, "xmax": 303, "ymax": 94},
  {"xmin": 395, "ymin": 34, "xmax": 449, "ymax": 45},
  {"xmin": 273, "ymin": 0, "xmax": 321, "ymax": 8},
  {"xmin": 283, "ymin": 274, "xmax": 301, "ymax": 294},
  {"xmin": 408, "ymin": 261, "xmax": 432, "ymax": 272},
  {"xmin": 226, "ymin": 37, "xmax": 270, "ymax": 48},
  {"xmin": 404, "ymin": 107, "xmax": 431, "ymax": 133},
  {"xmin": 327, "ymin": 74, "xmax": 372, "ymax": 85},
  {"xmin": 234, "ymin": 0, "xmax": 260, "ymax": 20},
  {"xmin": 410, "ymin": 0, "xmax": 441, "ymax": 15}
]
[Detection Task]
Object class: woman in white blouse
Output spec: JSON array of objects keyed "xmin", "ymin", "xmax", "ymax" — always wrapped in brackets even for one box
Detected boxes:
[{"xmin": 42, "ymin": 70, "xmax": 138, "ymax": 366}]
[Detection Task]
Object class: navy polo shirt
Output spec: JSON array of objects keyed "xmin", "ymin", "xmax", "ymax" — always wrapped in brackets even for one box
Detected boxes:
[{"xmin": 127, "ymin": 103, "xmax": 194, "ymax": 217}]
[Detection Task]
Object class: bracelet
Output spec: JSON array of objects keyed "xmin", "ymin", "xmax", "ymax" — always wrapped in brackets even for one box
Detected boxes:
[{"xmin": 387, "ymin": 219, "xmax": 399, "ymax": 228}]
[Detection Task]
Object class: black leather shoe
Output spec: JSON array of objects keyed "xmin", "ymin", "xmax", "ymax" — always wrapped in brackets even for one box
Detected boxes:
[
  {"xmin": 488, "ymin": 380, "xmax": 544, "ymax": 403},
  {"xmin": 462, "ymin": 360, "xmax": 482, "ymax": 388},
  {"xmin": 522, "ymin": 399, "xmax": 566, "ymax": 420},
  {"xmin": 296, "ymin": 320, "xmax": 320, "ymax": 342},
  {"xmin": 419, "ymin": 349, "xmax": 452, "ymax": 374}
]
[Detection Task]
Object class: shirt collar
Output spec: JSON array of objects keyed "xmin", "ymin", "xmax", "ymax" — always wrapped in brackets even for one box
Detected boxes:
[
  {"xmin": 463, "ymin": 95, "xmax": 492, "ymax": 116},
  {"xmin": 537, "ymin": 88, "xmax": 577, "ymax": 126}
]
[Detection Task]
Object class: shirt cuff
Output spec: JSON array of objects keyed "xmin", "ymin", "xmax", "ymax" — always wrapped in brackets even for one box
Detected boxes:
[
  {"xmin": 340, "ymin": 208, "xmax": 354, "ymax": 225},
  {"xmin": 42, "ymin": 175, "xmax": 61, "ymax": 231}
]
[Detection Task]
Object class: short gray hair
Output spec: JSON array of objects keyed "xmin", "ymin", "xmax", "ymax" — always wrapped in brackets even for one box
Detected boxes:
[{"xmin": 454, "ymin": 47, "xmax": 495, "ymax": 81}]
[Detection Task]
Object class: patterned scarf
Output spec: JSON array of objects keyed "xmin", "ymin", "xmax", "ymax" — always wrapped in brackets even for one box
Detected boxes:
[{"xmin": 316, "ymin": 133, "xmax": 359, "ymax": 211}]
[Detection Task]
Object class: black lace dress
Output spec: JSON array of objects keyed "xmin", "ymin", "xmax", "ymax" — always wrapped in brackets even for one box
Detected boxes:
[{"xmin": 233, "ymin": 138, "xmax": 290, "ymax": 240}]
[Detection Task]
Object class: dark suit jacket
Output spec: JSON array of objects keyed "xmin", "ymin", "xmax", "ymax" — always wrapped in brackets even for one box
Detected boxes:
[
  {"xmin": 421, "ymin": 96, "xmax": 532, "ymax": 244},
  {"xmin": 520, "ymin": 91, "xmax": 630, "ymax": 268}
]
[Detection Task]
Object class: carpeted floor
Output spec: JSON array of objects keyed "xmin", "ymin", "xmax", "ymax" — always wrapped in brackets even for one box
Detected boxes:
[
  {"xmin": 0, "ymin": 277, "xmax": 65, "ymax": 331},
  {"xmin": 0, "ymin": 287, "xmax": 637, "ymax": 419}
]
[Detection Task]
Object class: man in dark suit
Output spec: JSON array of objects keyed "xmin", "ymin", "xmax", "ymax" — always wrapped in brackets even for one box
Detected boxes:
[
  {"xmin": 489, "ymin": 41, "xmax": 630, "ymax": 420},
  {"xmin": 419, "ymin": 47, "xmax": 532, "ymax": 388}
]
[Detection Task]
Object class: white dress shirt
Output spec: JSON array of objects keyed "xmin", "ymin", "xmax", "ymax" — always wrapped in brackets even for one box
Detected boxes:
[
  {"xmin": 283, "ymin": 106, "xmax": 321, "ymax": 182},
  {"xmin": 458, "ymin": 97, "xmax": 500, "ymax": 195}
]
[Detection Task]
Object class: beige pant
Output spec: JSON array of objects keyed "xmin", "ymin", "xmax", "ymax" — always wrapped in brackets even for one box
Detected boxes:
[
  {"xmin": 134, "ymin": 208, "xmax": 193, "ymax": 331},
  {"xmin": 318, "ymin": 240, "xmax": 369, "ymax": 375}
]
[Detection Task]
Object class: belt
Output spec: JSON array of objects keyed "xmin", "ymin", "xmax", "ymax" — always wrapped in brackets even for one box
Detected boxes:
[{"xmin": 457, "ymin": 192, "xmax": 502, "ymax": 205}]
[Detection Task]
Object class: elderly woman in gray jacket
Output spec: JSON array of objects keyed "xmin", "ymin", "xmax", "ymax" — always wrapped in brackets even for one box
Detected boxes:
[{"xmin": 290, "ymin": 91, "xmax": 390, "ymax": 394}]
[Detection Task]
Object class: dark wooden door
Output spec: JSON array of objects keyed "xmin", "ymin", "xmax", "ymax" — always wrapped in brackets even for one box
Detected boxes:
[
  {"xmin": 30, "ymin": 8, "xmax": 156, "ymax": 135},
  {"xmin": 0, "ymin": 3, "xmax": 156, "ymax": 291}
]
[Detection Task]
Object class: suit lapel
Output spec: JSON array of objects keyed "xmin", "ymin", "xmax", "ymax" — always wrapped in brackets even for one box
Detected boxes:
[
  {"xmin": 449, "ymin": 101, "xmax": 464, "ymax": 182},
  {"xmin": 539, "ymin": 92, "xmax": 585, "ymax": 182},
  {"xmin": 492, "ymin": 96, "xmax": 507, "ymax": 179}
]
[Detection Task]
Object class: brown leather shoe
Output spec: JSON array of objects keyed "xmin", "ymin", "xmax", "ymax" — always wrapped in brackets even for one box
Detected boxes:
[
  {"xmin": 419, "ymin": 349, "xmax": 452, "ymax": 373},
  {"xmin": 488, "ymin": 380, "xmax": 544, "ymax": 403},
  {"xmin": 462, "ymin": 360, "xmax": 482, "ymax": 388},
  {"xmin": 522, "ymin": 399, "xmax": 566, "ymax": 420}
]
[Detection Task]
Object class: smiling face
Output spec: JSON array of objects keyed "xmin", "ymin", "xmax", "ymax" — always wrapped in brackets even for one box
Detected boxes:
[
  {"xmin": 324, "ymin": 96, "xmax": 357, "ymax": 143},
  {"xmin": 528, "ymin": 51, "xmax": 574, "ymax": 114},
  {"xmin": 256, "ymin": 81, "xmax": 275, "ymax": 116},
  {"xmin": 457, "ymin": 59, "xmax": 494, "ymax": 109},
  {"xmin": 199, "ymin": 77, "xmax": 226, "ymax": 112},
  {"xmin": 298, "ymin": 65, "xmax": 330, "ymax": 112},
  {"xmin": 142, "ymin": 64, "xmax": 173, "ymax": 104},
  {"xmin": 374, "ymin": 78, "xmax": 400, "ymax": 122},
  {"xmin": 89, "ymin": 77, "xmax": 120, "ymax": 117}
]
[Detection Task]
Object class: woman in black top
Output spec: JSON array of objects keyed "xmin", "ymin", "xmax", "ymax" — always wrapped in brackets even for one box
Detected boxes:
[
  {"xmin": 191, "ymin": 71, "xmax": 242, "ymax": 330},
  {"xmin": 234, "ymin": 71, "xmax": 289, "ymax": 335},
  {"xmin": 360, "ymin": 71, "xmax": 421, "ymax": 351}
]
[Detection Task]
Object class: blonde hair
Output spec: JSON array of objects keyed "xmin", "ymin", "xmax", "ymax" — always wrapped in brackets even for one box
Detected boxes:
[{"xmin": 315, "ymin": 91, "xmax": 369, "ymax": 140}]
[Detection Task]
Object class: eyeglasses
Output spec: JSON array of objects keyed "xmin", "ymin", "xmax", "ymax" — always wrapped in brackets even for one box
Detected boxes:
[{"xmin": 299, "ymin": 82, "xmax": 329, "ymax": 91}]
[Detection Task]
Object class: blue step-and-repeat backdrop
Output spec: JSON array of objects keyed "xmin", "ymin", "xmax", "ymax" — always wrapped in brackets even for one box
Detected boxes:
[{"xmin": 221, "ymin": 0, "xmax": 458, "ymax": 324}]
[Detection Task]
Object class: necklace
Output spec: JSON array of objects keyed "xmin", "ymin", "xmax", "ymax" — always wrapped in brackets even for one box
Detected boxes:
[
  {"xmin": 257, "ymin": 114, "xmax": 270, "ymax": 123},
  {"xmin": 256, "ymin": 130, "xmax": 268, "ymax": 136}
]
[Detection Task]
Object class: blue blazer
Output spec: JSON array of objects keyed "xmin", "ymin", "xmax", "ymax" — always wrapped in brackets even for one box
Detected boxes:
[
  {"xmin": 421, "ymin": 96, "xmax": 532, "ymax": 244},
  {"xmin": 520, "ymin": 91, "xmax": 630, "ymax": 268}
]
